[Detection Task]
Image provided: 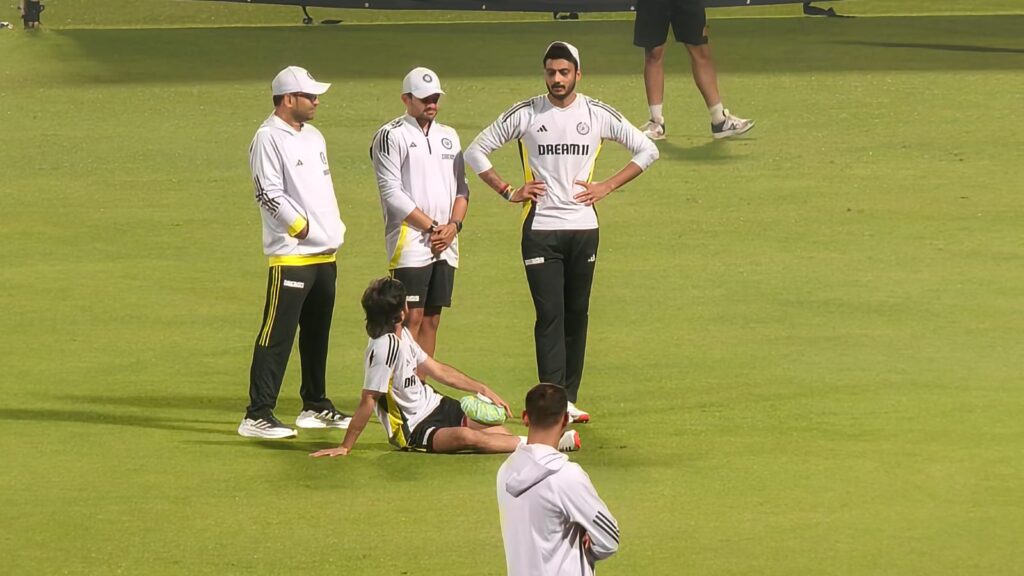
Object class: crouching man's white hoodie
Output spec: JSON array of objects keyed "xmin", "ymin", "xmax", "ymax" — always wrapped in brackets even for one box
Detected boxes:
[{"xmin": 497, "ymin": 443, "xmax": 619, "ymax": 576}]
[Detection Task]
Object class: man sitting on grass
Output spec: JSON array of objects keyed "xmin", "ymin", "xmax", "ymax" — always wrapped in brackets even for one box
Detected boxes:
[{"xmin": 311, "ymin": 277, "xmax": 581, "ymax": 457}]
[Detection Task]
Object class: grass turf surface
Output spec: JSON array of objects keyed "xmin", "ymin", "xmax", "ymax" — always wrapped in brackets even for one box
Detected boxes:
[{"xmin": 1, "ymin": 1, "xmax": 1023, "ymax": 574}]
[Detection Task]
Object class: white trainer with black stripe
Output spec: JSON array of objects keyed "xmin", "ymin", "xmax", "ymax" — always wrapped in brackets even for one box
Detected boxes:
[
  {"xmin": 558, "ymin": 429, "xmax": 581, "ymax": 452},
  {"xmin": 711, "ymin": 109, "xmax": 755, "ymax": 139},
  {"xmin": 639, "ymin": 119, "xmax": 666, "ymax": 141},
  {"xmin": 237, "ymin": 415, "xmax": 297, "ymax": 439},
  {"xmin": 295, "ymin": 408, "xmax": 352, "ymax": 429}
]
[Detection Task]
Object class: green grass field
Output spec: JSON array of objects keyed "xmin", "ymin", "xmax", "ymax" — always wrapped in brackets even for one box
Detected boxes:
[{"xmin": 1, "ymin": 1, "xmax": 1022, "ymax": 574}]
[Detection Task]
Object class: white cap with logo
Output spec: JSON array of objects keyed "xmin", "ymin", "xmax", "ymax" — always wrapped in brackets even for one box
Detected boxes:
[
  {"xmin": 402, "ymin": 67, "xmax": 445, "ymax": 99},
  {"xmin": 544, "ymin": 41, "xmax": 581, "ymax": 71},
  {"xmin": 271, "ymin": 66, "xmax": 331, "ymax": 96}
]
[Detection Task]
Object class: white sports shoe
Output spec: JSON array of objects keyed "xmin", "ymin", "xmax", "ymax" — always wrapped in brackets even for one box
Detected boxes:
[
  {"xmin": 639, "ymin": 119, "xmax": 666, "ymax": 141},
  {"xmin": 295, "ymin": 408, "xmax": 351, "ymax": 429},
  {"xmin": 558, "ymin": 429, "xmax": 581, "ymax": 452},
  {"xmin": 566, "ymin": 401, "xmax": 590, "ymax": 424},
  {"xmin": 237, "ymin": 416, "xmax": 297, "ymax": 439},
  {"xmin": 711, "ymin": 109, "xmax": 755, "ymax": 139}
]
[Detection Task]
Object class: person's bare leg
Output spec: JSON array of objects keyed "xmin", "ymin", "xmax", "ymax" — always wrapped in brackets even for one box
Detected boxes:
[
  {"xmin": 685, "ymin": 42, "xmax": 721, "ymax": 109},
  {"xmin": 417, "ymin": 306, "xmax": 442, "ymax": 358},
  {"xmin": 641, "ymin": 44, "xmax": 668, "ymax": 138},
  {"xmin": 405, "ymin": 306, "xmax": 425, "ymax": 341},
  {"xmin": 686, "ymin": 42, "xmax": 754, "ymax": 138},
  {"xmin": 431, "ymin": 426, "xmax": 521, "ymax": 454},
  {"xmin": 644, "ymin": 45, "xmax": 667, "ymax": 109},
  {"xmin": 405, "ymin": 306, "xmax": 428, "ymax": 378}
]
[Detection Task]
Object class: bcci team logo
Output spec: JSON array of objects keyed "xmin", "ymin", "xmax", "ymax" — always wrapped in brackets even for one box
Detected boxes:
[
  {"xmin": 441, "ymin": 137, "xmax": 453, "ymax": 150},
  {"xmin": 423, "ymin": 73, "xmax": 433, "ymax": 83},
  {"xmin": 576, "ymin": 122, "xmax": 591, "ymax": 135}
]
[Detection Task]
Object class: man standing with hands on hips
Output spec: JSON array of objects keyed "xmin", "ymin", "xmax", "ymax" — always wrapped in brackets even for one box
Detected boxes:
[
  {"xmin": 370, "ymin": 67, "xmax": 469, "ymax": 359},
  {"xmin": 465, "ymin": 42, "xmax": 658, "ymax": 423},
  {"xmin": 238, "ymin": 66, "xmax": 351, "ymax": 439}
]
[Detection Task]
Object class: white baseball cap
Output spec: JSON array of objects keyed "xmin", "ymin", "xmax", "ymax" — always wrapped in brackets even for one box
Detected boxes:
[
  {"xmin": 544, "ymin": 41, "xmax": 581, "ymax": 71},
  {"xmin": 271, "ymin": 66, "xmax": 331, "ymax": 96},
  {"xmin": 402, "ymin": 67, "xmax": 445, "ymax": 99}
]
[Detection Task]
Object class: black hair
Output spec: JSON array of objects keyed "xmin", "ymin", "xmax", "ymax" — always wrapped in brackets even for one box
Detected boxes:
[
  {"xmin": 525, "ymin": 383, "xmax": 568, "ymax": 428},
  {"xmin": 361, "ymin": 277, "xmax": 407, "ymax": 338},
  {"xmin": 543, "ymin": 44, "xmax": 578, "ymax": 71},
  {"xmin": 273, "ymin": 94, "xmax": 284, "ymax": 107}
]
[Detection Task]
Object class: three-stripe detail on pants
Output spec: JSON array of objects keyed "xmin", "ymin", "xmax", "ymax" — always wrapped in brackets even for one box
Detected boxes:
[{"xmin": 258, "ymin": 266, "xmax": 282, "ymax": 347}]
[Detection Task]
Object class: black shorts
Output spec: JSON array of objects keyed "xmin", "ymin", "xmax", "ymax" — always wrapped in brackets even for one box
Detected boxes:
[
  {"xmin": 406, "ymin": 396, "xmax": 466, "ymax": 452},
  {"xmin": 633, "ymin": 0, "xmax": 709, "ymax": 48},
  {"xmin": 391, "ymin": 261, "xmax": 456, "ymax": 309}
]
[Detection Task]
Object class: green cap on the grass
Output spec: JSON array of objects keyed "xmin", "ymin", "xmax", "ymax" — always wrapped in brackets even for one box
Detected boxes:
[{"xmin": 460, "ymin": 394, "xmax": 506, "ymax": 425}]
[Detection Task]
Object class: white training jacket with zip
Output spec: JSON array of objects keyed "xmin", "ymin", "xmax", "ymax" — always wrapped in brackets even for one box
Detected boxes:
[
  {"xmin": 497, "ymin": 443, "xmax": 620, "ymax": 576},
  {"xmin": 370, "ymin": 115, "xmax": 469, "ymax": 270},
  {"xmin": 249, "ymin": 114, "xmax": 346, "ymax": 263}
]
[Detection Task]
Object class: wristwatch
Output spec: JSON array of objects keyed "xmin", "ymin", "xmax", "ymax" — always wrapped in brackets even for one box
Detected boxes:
[{"xmin": 452, "ymin": 220, "xmax": 463, "ymax": 233}]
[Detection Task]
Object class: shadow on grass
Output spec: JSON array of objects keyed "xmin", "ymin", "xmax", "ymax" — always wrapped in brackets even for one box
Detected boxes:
[
  {"xmin": 64, "ymin": 393, "xmax": 241, "ymax": 414},
  {"xmin": 655, "ymin": 138, "xmax": 753, "ymax": 164},
  {"xmin": 189, "ymin": 439, "xmax": 329, "ymax": 451},
  {"xmin": 836, "ymin": 40, "xmax": 1024, "ymax": 54},
  {"xmin": 0, "ymin": 408, "xmax": 236, "ymax": 436},
  {"xmin": 43, "ymin": 15, "xmax": 1024, "ymax": 86}
]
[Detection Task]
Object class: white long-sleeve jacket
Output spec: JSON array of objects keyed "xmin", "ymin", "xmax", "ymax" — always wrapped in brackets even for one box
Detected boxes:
[
  {"xmin": 249, "ymin": 114, "xmax": 346, "ymax": 265},
  {"xmin": 370, "ymin": 115, "xmax": 469, "ymax": 270},
  {"xmin": 497, "ymin": 443, "xmax": 620, "ymax": 576}
]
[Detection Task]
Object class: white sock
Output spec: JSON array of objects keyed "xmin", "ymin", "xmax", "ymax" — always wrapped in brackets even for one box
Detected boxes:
[
  {"xmin": 649, "ymin": 104, "xmax": 664, "ymax": 124},
  {"xmin": 709, "ymin": 102, "xmax": 725, "ymax": 124}
]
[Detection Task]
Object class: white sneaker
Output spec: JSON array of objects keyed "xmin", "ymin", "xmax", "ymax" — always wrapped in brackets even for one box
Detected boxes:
[
  {"xmin": 566, "ymin": 401, "xmax": 590, "ymax": 424},
  {"xmin": 237, "ymin": 416, "xmax": 297, "ymax": 439},
  {"xmin": 711, "ymin": 109, "xmax": 755, "ymax": 139},
  {"xmin": 558, "ymin": 430, "xmax": 581, "ymax": 452},
  {"xmin": 295, "ymin": 408, "xmax": 351, "ymax": 429},
  {"xmin": 639, "ymin": 119, "xmax": 666, "ymax": 141}
]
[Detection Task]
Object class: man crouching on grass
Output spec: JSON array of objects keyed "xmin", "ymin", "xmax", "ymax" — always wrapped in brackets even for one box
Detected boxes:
[{"xmin": 312, "ymin": 277, "xmax": 581, "ymax": 457}]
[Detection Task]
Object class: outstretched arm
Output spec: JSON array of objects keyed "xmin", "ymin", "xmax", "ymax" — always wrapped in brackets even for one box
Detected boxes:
[
  {"xmin": 418, "ymin": 356, "xmax": 513, "ymax": 418},
  {"xmin": 310, "ymin": 389, "xmax": 381, "ymax": 457}
]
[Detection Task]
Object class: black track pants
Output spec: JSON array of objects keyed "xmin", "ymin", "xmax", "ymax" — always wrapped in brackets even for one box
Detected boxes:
[
  {"xmin": 521, "ymin": 228, "xmax": 599, "ymax": 404},
  {"xmin": 247, "ymin": 262, "xmax": 337, "ymax": 419}
]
